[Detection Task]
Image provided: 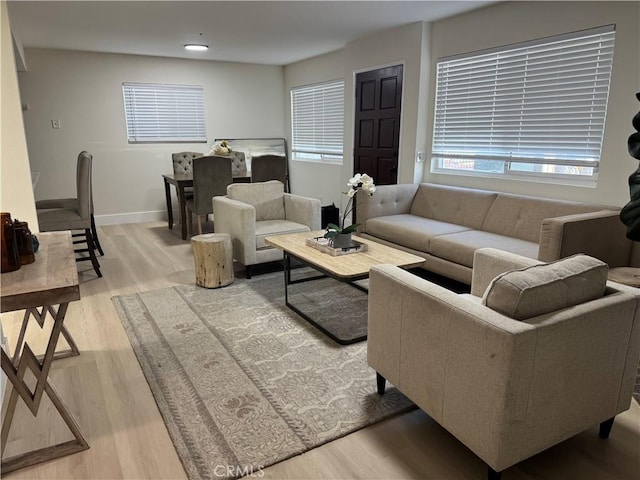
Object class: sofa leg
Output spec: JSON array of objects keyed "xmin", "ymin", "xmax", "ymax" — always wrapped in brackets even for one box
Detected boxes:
[
  {"xmin": 599, "ymin": 417, "xmax": 615, "ymax": 439},
  {"xmin": 488, "ymin": 466, "xmax": 502, "ymax": 480},
  {"xmin": 246, "ymin": 265, "xmax": 252, "ymax": 279},
  {"xmin": 376, "ymin": 372, "xmax": 386, "ymax": 395}
]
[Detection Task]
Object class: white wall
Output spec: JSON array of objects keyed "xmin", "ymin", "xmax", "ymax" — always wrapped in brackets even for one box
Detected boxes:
[
  {"xmin": 284, "ymin": 22, "xmax": 430, "ymax": 214},
  {"xmin": 425, "ymin": 1, "xmax": 640, "ymax": 208},
  {"xmin": 1, "ymin": 1, "xmax": 37, "ymax": 231},
  {"xmin": 19, "ymin": 48, "xmax": 285, "ymax": 224},
  {"xmin": 344, "ymin": 21, "xmax": 428, "ymax": 187},
  {"xmin": 284, "ymin": 49, "xmax": 345, "ymax": 207}
]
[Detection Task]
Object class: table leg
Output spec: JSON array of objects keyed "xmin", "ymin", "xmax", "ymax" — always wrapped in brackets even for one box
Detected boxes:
[
  {"xmin": 1, "ymin": 302, "xmax": 89, "ymax": 473},
  {"xmin": 178, "ymin": 185, "xmax": 188, "ymax": 240},
  {"xmin": 164, "ymin": 177, "xmax": 174, "ymax": 229},
  {"xmin": 12, "ymin": 307, "xmax": 80, "ymax": 366},
  {"xmin": 282, "ymin": 254, "xmax": 366, "ymax": 345}
]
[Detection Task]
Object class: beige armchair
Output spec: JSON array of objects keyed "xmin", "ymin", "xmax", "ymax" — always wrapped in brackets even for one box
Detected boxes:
[
  {"xmin": 212, "ymin": 180, "xmax": 320, "ymax": 278},
  {"xmin": 368, "ymin": 248, "xmax": 640, "ymax": 480}
]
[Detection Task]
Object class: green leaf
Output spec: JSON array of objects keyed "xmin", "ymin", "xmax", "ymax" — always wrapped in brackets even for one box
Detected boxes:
[{"xmin": 341, "ymin": 224, "xmax": 359, "ymax": 234}]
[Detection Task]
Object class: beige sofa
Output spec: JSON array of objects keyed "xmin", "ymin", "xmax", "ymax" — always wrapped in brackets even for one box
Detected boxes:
[
  {"xmin": 368, "ymin": 248, "xmax": 640, "ymax": 479},
  {"xmin": 356, "ymin": 183, "xmax": 630, "ymax": 284}
]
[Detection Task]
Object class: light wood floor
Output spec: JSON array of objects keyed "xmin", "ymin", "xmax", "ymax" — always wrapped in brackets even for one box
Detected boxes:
[{"xmin": 2, "ymin": 221, "xmax": 639, "ymax": 480}]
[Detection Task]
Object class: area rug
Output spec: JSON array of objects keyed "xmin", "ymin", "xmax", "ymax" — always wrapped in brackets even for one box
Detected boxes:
[{"xmin": 112, "ymin": 272, "xmax": 413, "ymax": 480}]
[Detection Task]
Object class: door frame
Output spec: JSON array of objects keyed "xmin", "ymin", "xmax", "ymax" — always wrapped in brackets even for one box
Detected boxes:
[{"xmin": 350, "ymin": 61, "xmax": 406, "ymax": 181}]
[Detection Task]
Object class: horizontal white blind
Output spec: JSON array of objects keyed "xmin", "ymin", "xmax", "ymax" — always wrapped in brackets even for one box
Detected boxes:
[
  {"xmin": 291, "ymin": 79, "xmax": 344, "ymax": 161},
  {"xmin": 123, "ymin": 83, "xmax": 206, "ymax": 143},
  {"xmin": 432, "ymin": 26, "xmax": 615, "ymax": 177}
]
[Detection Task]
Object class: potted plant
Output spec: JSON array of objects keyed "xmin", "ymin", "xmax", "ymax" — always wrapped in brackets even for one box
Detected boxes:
[{"xmin": 324, "ymin": 173, "xmax": 376, "ymax": 248}]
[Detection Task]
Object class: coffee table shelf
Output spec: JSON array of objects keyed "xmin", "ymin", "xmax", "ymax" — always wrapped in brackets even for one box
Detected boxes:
[{"xmin": 265, "ymin": 231, "xmax": 424, "ymax": 344}]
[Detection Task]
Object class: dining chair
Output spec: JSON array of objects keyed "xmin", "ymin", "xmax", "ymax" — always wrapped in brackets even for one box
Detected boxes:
[
  {"xmin": 36, "ymin": 151, "xmax": 102, "ymax": 277},
  {"xmin": 229, "ymin": 151, "xmax": 248, "ymax": 177},
  {"xmin": 250, "ymin": 155, "xmax": 289, "ymax": 192},
  {"xmin": 172, "ymin": 151, "xmax": 203, "ymax": 199},
  {"xmin": 186, "ymin": 155, "xmax": 233, "ymax": 236}
]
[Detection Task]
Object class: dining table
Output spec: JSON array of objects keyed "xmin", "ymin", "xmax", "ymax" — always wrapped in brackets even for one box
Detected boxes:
[{"xmin": 163, "ymin": 172, "xmax": 251, "ymax": 240}]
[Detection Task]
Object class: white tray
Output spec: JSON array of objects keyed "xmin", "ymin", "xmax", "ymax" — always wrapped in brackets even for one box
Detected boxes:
[{"xmin": 305, "ymin": 236, "xmax": 368, "ymax": 256}]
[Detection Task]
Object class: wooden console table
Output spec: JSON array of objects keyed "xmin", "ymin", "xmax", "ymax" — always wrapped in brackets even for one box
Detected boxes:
[{"xmin": 1, "ymin": 232, "xmax": 89, "ymax": 472}]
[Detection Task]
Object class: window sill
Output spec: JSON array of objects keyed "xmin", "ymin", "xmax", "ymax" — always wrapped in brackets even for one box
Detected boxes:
[{"xmin": 430, "ymin": 168, "xmax": 598, "ymax": 189}]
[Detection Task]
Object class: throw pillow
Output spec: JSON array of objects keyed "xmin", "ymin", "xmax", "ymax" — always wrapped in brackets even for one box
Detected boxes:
[{"xmin": 482, "ymin": 254, "xmax": 608, "ymax": 320}]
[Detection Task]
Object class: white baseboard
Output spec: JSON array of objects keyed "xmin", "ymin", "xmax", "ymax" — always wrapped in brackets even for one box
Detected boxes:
[{"xmin": 95, "ymin": 210, "xmax": 176, "ymax": 226}]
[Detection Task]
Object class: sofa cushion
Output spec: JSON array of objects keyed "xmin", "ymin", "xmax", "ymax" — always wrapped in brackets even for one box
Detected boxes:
[
  {"xmin": 366, "ymin": 214, "xmax": 471, "ymax": 252},
  {"xmin": 482, "ymin": 254, "xmax": 608, "ymax": 320},
  {"xmin": 429, "ymin": 230, "xmax": 539, "ymax": 268},
  {"xmin": 255, "ymin": 219, "xmax": 310, "ymax": 249},
  {"xmin": 227, "ymin": 180, "xmax": 285, "ymax": 221},
  {"xmin": 482, "ymin": 194, "xmax": 598, "ymax": 243},
  {"xmin": 410, "ymin": 184, "xmax": 498, "ymax": 230}
]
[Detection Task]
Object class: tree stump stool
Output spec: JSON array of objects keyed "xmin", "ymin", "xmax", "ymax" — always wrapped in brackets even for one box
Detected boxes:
[{"xmin": 191, "ymin": 233, "xmax": 234, "ymax": 288}]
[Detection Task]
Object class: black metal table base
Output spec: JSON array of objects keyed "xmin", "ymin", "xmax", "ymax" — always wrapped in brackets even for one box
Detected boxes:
[{"xmin": 283, "ymin": 253, "xmax": 368, "ymax": 345}]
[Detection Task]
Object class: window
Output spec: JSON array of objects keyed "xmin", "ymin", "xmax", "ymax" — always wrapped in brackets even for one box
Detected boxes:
[
  {"xmin": 431, "ymin": 25, "xmax": 615, "ymax": 182},
  {"xmin": 291, "ymin": 79, "xmax": 344, "ymax": 163},
  {"xmin": 122, "ymin": 83, "xmax": 206, "ymax": 143}
]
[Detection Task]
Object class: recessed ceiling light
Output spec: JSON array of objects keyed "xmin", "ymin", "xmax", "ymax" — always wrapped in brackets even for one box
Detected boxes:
[{"xmin": 184, "ymin": 44, "xmax": 209, "ymax": 51}]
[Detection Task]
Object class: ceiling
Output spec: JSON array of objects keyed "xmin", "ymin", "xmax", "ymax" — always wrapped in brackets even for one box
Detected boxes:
[{"xmin": 7, "ymin": 1, "xmax": 496, "ymax": 66}]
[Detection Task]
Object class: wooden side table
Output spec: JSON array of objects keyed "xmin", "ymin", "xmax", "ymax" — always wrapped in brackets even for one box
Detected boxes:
[
  {"xmin": 1, "ymin": 232, "xmax": 89, "ymax": 473},
  {"xmin": 192, "ymin": 233, "xmax": 234, "ymax": 288}
]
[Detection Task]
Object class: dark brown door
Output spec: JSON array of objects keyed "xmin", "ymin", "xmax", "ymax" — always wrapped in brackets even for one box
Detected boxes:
[{"xmin": 354, "ymin": 65, "xmax": 403, "ymax": 185}]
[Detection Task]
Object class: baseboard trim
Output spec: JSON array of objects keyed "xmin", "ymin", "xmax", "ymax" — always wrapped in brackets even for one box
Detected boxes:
[{"xmin": 95, "ymin": 210, "xmax": 176, "ymax": 226}]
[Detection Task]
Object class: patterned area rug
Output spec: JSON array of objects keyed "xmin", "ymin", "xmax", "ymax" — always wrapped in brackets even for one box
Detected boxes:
[{"xmin": 112, "ymin": 272, "xmax": 413, "ymax": 480}]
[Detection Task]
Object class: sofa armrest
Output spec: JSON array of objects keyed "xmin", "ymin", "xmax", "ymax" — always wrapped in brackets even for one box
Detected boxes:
[
  {"xmin": 283, "ymin": 193, "xmax": 321, "ymax": 230},
  {"xmin": 355, "ymin": 183, "xmax": 419, "ymax": 233},
  {"xmin": 470, "ymin": 248, "xmax": 542, "ymax": 297},
  {"xmin": 539, "ymin": 210, "xmax": 632, "ymax": 266},
  {"xmin": 212, "ymin": 196, "xmax": 256, "ymax": 265}
]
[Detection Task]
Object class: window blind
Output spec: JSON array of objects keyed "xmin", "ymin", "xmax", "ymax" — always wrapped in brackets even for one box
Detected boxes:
[
  {"xmin": 123, "ymin": 83, "xmax": 206, "ymax": 143},
  {"xmin": 291, "ymin": 79, "xmax": 344, "ymax": 162},
  {"xmin": 431, "ymin": 25, "xmax": 615, "ymax": 179}
]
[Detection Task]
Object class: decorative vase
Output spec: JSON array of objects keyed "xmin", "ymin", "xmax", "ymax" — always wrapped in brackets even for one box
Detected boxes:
[
  {"xmin": 330, "ymin": 233, "xmax": 352, "ymax": 249},
  {"xmin": 1, "ymin": 212, "xmax": 21, "ymax": 273},
  {"xmin": 14, "ymin": 220, "xmax": 35, "ymax": 265}
]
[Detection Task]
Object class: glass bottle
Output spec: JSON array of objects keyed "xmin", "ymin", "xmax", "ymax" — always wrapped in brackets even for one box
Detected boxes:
[
  {"xmin": 14, "ymin": 219, "xmax": 35, "ymax": 265},
  {"xmin": 1, "ymin": 212, "xmax": 21, "ymax": 273}
]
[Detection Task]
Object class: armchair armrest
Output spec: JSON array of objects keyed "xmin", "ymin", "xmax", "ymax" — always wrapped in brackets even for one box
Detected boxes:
[
  {"xmin": 212, "ymin": 196, "xmax": 256, "ymax": 266},
  {"xmin": 355, "ymin": 183, "xmax": 419, "ymax": 233},
  {"xmin": 539, "ymin": 210, "xmax": 631, "ymax": 266},
  {"xmin": 283, "ymin": 193, "xmax": 321, "ymax": 230},
  {"xmin": 470, "ymin": 248, "xmax": 542, "ymax": 297}
]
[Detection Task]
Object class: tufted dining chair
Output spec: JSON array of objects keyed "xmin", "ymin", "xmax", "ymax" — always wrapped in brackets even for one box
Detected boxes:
[
  {"xmin": 186, "ymin": 155, "xmax": 233, "ymax": 236},
  {"xmin": 36, "ymin": 151, "xmax": 102, "ymax": 277},
  {"xmin": 229, "ymin": 151, "xmax": 248, "ymax": 177},
  {"xmin": 172, "ymin": 151, "xmax": 203, "ymax": 198},
  {"xmin": 250, "ymin": 155, "xmax": 289, "ymax": 192}
]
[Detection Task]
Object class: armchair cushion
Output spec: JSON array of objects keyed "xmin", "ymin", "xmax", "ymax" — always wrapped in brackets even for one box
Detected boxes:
[
  {"xmin": 255, "ymin": 220, "xmax": 311, "ymax": 249},
  {"xmin": 227, "ymin": 180, "xmax": 285, "ymax": 221},
  {"xmin": 482, "ymin": 254, "xmax": 609, "ymax": 320}
]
